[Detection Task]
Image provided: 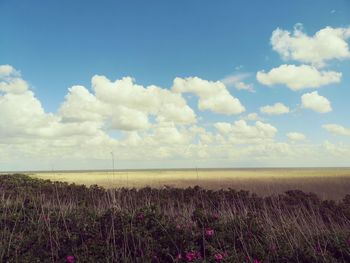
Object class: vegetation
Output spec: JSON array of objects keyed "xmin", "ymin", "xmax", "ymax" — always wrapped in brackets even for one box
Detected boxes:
[{"xmin": 1, "ymin": 174, "xmax": 350, "ymax": 262}]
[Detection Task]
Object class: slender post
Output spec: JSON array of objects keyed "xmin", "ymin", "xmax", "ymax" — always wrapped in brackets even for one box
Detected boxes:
[
  {"xmin": 126, "ymin": 170, "xmax": 129, "ymax": 188},
  {"xmin": 51, "ymin": 163, "xmax": 55, "ymax": 182},
  {"xmin": 110, "ymin": 152, "xmax": 115, "ymax": 182}
]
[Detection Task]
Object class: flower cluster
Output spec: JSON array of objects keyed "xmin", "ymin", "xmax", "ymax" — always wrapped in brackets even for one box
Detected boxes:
[{"xmin": 185, "ymin": 251, "xmax": 201, "ymax": 262}]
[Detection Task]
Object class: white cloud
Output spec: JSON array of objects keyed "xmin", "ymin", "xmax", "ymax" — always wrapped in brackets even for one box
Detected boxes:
[
  {"xmin": 214, "ymin": 120, "xmax": 277, "ymax": 144},
  {"xmin": 323, "ymin": 141, "xmax": 350, "ymax": 157},
  {"xmin": 2, "ymin": 64, "xmax": 350, "ymax": 169},
  {"xmin": 59, "ymin": 75, "xmax": 197, "ymax": 131},
  {"xmin": 287, "ymin": 132, "xmax": 306, "ymax": 141},
  {"xmin": 0, "ymin": 90, "xmax": 52, "ymax": 137},
  {"xmin": 301, "ymin": 91, "xmax": 332, "ymax": 113},
  {"xmin": 0, "ymin": 64, "xmax": 29, "ymax": 94},
  {"xmin": 172, "ymin": 77, "xmax": 245, "ymax": 115},
  {"xmin": 214, "ymin": 122, "xmax": 232, "ymax": 134},
  {"xmin": 260, "ymin": 102, "xmax": 290, "ymax": 115},
  {"xmin": 256, "ymin": 64, "xmax": 341, "ymax": 90},
  {"xmin": 221, "ymin": 73, "xmax": 255, "ymax": 92},
  {"xmin": 243, "ymin": 113, "xmax": 261, "ymax": 121},
  {"xmin": 92, "ymin": 75, "xmax": 197, "ymax": 126},
  {"xmin": 271, "ymin": 24, "xmax": 350, "ymax": 67},
  {"xmin": 59, "ymin": 85, "xmax": 107, "ymax": 122},
  {"xmin": 235, "ymin": 81, "xmax": 254, "ymax": 92},
  {"xmin": 323, "ymin": 124, "xmax": 350, "ymax": 136},
  {"xmin": 0, "ymin": 65, "xmax": 17, "ymax": 77}
]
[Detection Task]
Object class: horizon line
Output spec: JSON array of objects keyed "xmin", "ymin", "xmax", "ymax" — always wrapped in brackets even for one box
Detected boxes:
[{"xmin": 2, "ymin": 166, "xmax": 350, "ymax": 174}]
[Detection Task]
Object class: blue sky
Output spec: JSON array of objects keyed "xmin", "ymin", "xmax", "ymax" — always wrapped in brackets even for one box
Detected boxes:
[{"xmin": 1, "ymin": 0, "xmax": 350, "ymax": 170}]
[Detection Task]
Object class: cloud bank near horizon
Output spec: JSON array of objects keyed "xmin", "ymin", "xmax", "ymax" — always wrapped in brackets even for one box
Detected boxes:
[{"xmin": 1, "ymin": 24, "xmax": 350, "ymax": 170}]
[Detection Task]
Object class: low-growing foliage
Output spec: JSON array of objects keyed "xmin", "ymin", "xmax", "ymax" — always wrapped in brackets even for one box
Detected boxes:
[{"xmin": 0, "ymin": 174, "xmax": 350, "ymax": 262}]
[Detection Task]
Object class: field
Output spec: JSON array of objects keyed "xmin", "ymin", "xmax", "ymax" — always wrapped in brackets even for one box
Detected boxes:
[
  {"xmin": 29, "ymin": 168, "xmax": 350, "ymax": 200},
  {"xmin": 1, "ymin": 171, "xmax": 350, "ymax": 262}
]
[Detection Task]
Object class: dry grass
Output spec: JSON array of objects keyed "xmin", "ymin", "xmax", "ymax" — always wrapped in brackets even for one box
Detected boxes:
[
  {"xmin": 29, "ymin": 168, "xmax": 350, "ymax": 200},
  {"xmin": 1, "ymin": 173, "xmax": 350, "ymax": 262}
]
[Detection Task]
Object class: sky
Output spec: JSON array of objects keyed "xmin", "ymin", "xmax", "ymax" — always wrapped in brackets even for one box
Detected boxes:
[{"xmin": 1, "ymin": 0, "xmax": 350, "ymax": 170}]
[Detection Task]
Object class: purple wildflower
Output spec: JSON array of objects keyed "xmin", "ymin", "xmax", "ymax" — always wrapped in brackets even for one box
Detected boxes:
[{"xmin": 66, "ymin": 255, "xmax": 75, "ymax": 263}]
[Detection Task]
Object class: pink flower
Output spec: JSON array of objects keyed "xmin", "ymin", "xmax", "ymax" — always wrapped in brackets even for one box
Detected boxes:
[
  {"xmin": 214, "ymin": 253, "xmax": 224, "ymax": 261},
  {"xmin": 186, "ymin": 251, "xmax": 196, "ymax": 261},
  {"xmin": 66, "ymin": 255, "xmax": 75, "ymax": 263},
  {"xmin": 205, "ymin": 228, "xmax": 214, "ymax": 236},
  {"xmin": 347, "ymin": 239, "xmax": 350, "ymax": 247},
  {"xmin": 185, "ymin": 251, "xmax": 200, "ymax": 262},
  {"xmin": 176, "ymin": 253, "xmax": 182, "ymax": 260},
  {"xmin": 253, "ymin": 260, "xmax": 262, "ymax": 263},
  {"xmin": 213, "ymin": 213, "xmax": 220, "ymax": 220},
  {"xmin": 176, "ymin": 224, "xmax": 181, "ymax": 230}
]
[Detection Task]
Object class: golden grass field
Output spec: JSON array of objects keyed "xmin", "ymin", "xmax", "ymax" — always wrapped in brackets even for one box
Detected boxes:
[{"xmin": 26, "ymin": 168, "xmax": 350, "ymax": 200}]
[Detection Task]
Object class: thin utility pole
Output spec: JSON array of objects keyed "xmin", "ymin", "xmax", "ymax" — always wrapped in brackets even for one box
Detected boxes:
[{"xmin": 110, "ymin": 151, "xmax": 115, "ymax": 182}]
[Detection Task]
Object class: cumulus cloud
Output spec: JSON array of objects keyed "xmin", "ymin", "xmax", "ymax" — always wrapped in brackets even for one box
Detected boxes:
[
  {"xmin": 214, "ymin": 120, "xmax": 277, "ymax": 144},
  {"xmin": 221, "ymin": 73, "xmax": 255, "ymax": 92},
  {"xmin": 271, "ymin": 24, "xmax": 350, "ymax": 67},
  {"xmin": 0, "ymin": 66, "xmax": 109, "ymax": 150},
  {"xmin": 0, "ymin": 64, "xmax": 29, "ymax": 94},
  {"xmin": 287, "ymin": 132, "xmax": 306, "ymax": 141},
  {"xmin": 323, "ymin": 124, "xmax": 350, "ymax": 136},
  {"xmin": 172, "ymin": 77, "xmax": 245, "ymax": 115},
  {"xmin": 0, "ymin": 65, "xmax": 201, "ymax": 165},
  {"xmin": 59, "ymin": 85, "xmax": 107, "ymax": 122},
  {"xmin": 301, "ymin": 91, "xmax": 332, "ymax": 113},
  {"xmin": 214, "ymin": 122, "xmax": 233, "ymax": 134},
  {"xmin": 2, "ymin": 64, "xmax": 349, "ymax": 169},
  {"xmin": 256, "ymin": 64, "xmax": 341, "ymax": 90},
  {"xmin": 59, "ymin": 75, "xmax": 197, "ymax": 131},
  {"xmin": 92, "ymin": 75, "xmax": 197, "ymax": 126},
  {"xmin": 0, "ymin": 65, "xmax": 17, "ymax": 77},
  {"xmin": 260, "ymin": 102, "xmax": 290, "ymax": 115},
  {"xmin": 242, "ymin": 113, "xmax": 262, "ymax": 121},
  {"xmin": 323, "ymin": 141, "xmax": 350, "ymax": 157}
]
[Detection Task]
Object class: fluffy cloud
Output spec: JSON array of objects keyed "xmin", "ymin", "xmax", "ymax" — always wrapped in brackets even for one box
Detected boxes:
[
  {"xmin": 256, "ymin": 64, "xmax": 341, "ymax": 90},
  {"xmin": 0, "ymin": 67, "xmax": 108, "ymax": 148},
  {"xmin": 323, "ymin": 124, "xmax": 350, "ymax": 136},
  {"xmin": 0, "ymin": 64, "xmax": 29, "ymax": 94},
  {"xmin": 0, "ymin": 65, "xmax": 201, "ymax": 164},
  {"xmin": 2, "ymin": 64, "xmax": 350, "ymax": 169},
  {"xmin": 242, "ymin": 113, "xmax": 261, "ymax": 121},
  {"xmin": 287, "ymin": 132, "xmax": 306, "ymax": 141},
  {"xmin": 260, "ymin": 102, "xmax": 290, "ymax": 115},
  {"xmin": 323, "ymin": 141, "xmax": 350, "ymax": 157},
  {"xmin": 214, "ymin": 122, "xmax": 233, "ymax": 134},
  {"xmin": 214, "ymin": 120, "xmax": 277, "ymax": 144},
  {"xmin": 59, "ymin": 75, "xmax": 197, "ymax": 131},
  {"xmin": 0, "ymin": 64, "xmax": 17, "ymax": 77},
  {"xmin": 59, "ymin": 85, "xmax": 108, "ymax": 122},
  {"xmin": 92, "ymin": 75, "xmax": 197, "ymax": 126},
  {"xmin": 271, "ymin": 24, "xmax": 350, "ymax": 67},
  {"xmin": 221, "ymin": 73, "xmax": 255, "ymax": 92},
  {"xmin": 301, "ymin": 91, "xmax": 332, "ymax": 113},
  {"xmin": 172, "ymin": 77, "xmax": 245, "ymax": 115},
  {"xmin": 235, "ymin": 81, "xmax": 254, "ymax": 92}
]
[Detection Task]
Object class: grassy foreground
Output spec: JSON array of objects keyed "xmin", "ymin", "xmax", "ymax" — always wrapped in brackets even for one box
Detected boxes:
[{"xmin": 1, "ymin": 174, "xmax": 350, "ymax": 262}]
